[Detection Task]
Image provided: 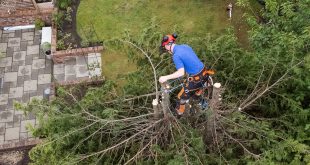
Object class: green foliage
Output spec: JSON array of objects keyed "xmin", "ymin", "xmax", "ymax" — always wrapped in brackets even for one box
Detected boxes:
[
  {"xmin": 41, "ymin": 42, "xmax": 51, "ymax": 53},
  {"xmin": 56, "ymin": 0, "xmax": 71, "ymax": 10},
  {"xmin": 52, "ymin": 11, "xmax": 64, "ymax": 28},
  {"xmin": 80, "ymin": 40, "xmax": 89, "ymax": 47},
  {"xmin": 56, "ymin": 39, "xmax": 65, "ymax": 50},
  {"xmin": 56, "ymin": 32, "xmax": 71, "ymax": 50},
  {"xmin": 64, "ymin": 7, "xmax": 73, "ymax": 22},
  {"xmin": 34, "ymin": 18, "xmax": 45, "ymax": 30},
  {"xmin": 77, "ymin": 0, "xmax": 249, "ymax": 42}
]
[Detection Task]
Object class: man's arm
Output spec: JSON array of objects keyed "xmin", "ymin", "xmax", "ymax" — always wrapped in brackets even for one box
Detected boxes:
[{"xmin": 159, "ymin": 68, "xmax": 185, "ymax": 83}]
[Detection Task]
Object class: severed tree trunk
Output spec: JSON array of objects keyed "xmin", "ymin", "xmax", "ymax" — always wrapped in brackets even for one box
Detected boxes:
[
  {"xmin": 205, "ymin": 84, "xmax": 223, "ymax": 146},
  {"xmin": 160, "ymin": 83, "xmax": 170, "ymax": 117}
]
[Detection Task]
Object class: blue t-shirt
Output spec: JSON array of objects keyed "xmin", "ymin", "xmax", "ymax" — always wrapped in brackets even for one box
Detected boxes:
[{"xmin": 172, "ymin": 44, "xmax": 204, "ymax": 75}]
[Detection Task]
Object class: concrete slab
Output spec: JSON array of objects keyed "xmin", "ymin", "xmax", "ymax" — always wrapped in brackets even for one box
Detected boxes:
[
  {"xmin": 89, "ymin": 68, "xmax": 101, "ymax": 77},
  {"xmin": 0, "ymin": 123, "xmax": 5, "ymax": 134},
  {"xmin": 0, "ymin": 135, "xmax": 3, "ymax": 144},
  {"xmin": 88, "ymin": 53, "xmax": 101, "ymax": 65},
  {"xmin": 7, "ymin": 38, "xmax": 21, "ymax": 47},
  {"xmin": 0, "ymin": 43, "xmax": 7, "ymax": 53},
  {"xmin": 5, "ymin": 127, "xmax": 20, "ymax": 140},
  {"xmin": 38, "ymin": 74, "xmax": 51, "ymax": 84},
  {"xmin": 13, "ymin": 114, "xmax": 22, "ymax": 127},
  {"xmin": 22, "ymin": 32, "xmax": 34, "ymax": 41},
  {"xmin": 65, "ymin": 65, "xmax": 75, "ymax": 75},
  {"xmin": 13, "ymin": 51, "xmax": 26, "ymax": 61},
  {"xmin": 6, "ymin": 122, "xmax": 13, "ymax": 128},
  {"xmin": 65, "ymin": 74, "xmax": 76, "ymax": 81},
  {"xmin": 27, "ymin": 45, "xmax": 40, "ymax": 55},
  {"xmin": 32, "ymin": 59, "xmax": 45, "ymax": 69},
  {"xmin": 76, "ymin": 56, "xmax": 87, "ymax": 65},
  {"xmin": 0, "ymin": 110, "xmax": 13, "ymax": 122},
  {"xmin": 4, "ymin": 72, "xmax": 17, "ymax": 82},
  {"xmin": 8, "ymin": 32, "xmax": 15, "ymax": 38},
  {"xmin": 24, "ymin": 80, "xmax": 37, "ymax": 91},
  {"xmin": 76, "ymin": 65, "xmax": 89, "ymax": 78},
  {"xmin": 53, "ymin": 64, "xmax": 64, "ymax": 75},
  {"xmin": 11, "ymin": 61, "xmax": 20, "ymax": 72},
  {"xmin": 54, "ymin": 74, "xmax": 65, "ymax": 82},
  {"xmin": 0, "ymin": 57, "xmax": 12, "ymax": 67},
  {"xmin": 20, "ymin": 132, "xmax": 28, "ymax": 140},
  {"xmin": 15, "ymin": 30, "xmax": 22, "ymax": 38},
  {"xmin": 18, "ymin": 65, "xmax": 32, "ymax": 76},
  {"xmin": 6, "ymin": 47, "xmax": 14, "ymax": 57},
  {"xmin": 9, "ymin": 87, "xmax": 23, "ymax": 98},
  {"xmin": 31, "ymin": 69, "xmax": 38, "ymax": 80},
  {"xmin": 65, "ymin": 58, "xmax": 76, "ymax": 65}
]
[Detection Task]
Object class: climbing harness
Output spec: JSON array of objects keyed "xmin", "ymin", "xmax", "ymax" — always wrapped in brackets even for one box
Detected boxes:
[{"xmin": 160, "ymin": 69, "xmax": 214, "ymax": 115}]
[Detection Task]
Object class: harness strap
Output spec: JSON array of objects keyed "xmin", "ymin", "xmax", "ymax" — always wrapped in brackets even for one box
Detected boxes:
[{"xmin": 188, "ymin": 67, "xmax": 214, "ymax": 82}]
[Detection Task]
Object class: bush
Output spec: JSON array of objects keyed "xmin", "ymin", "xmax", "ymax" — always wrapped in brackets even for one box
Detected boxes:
[
  {"xmin": 35, "ymin": 18, "xmax": 45, "ymax": 30},
  {"xmin": 52, "ymin": 11, "xmax": 64, "ymax": 27},
  {"xmin": 56, "ymin": 0, "xmax": 71, "ymax": 10},
  {"xmin": 65, "ymin": 7, "xmax": 73, "ymax": 22},
  {"xmin": 56, "ymin": 39, "xmax": 65, "ymax": 50},
  {"xmin": 80, "ymin": 40, "xmax": 89, "ymax": 47},
  {"xmin": 41, "ymin": 42, "xmax": 51, "ymax": 52}
]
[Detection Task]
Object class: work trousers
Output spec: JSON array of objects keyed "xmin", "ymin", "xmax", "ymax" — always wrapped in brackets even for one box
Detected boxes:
[{"xmin": 176, "ymin": 68, "xmax": 209, "ymax": 114}]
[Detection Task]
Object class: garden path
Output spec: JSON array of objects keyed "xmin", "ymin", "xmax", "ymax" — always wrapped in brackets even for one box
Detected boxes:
[{"xmin": 0, "ymin": 28, "xmax": 51, "ymax": 147}]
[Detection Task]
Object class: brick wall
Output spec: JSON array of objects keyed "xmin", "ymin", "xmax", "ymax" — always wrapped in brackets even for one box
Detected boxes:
[
  {"xmin": 0, "ymin": 139, "xmax": 42, "ymax": 151},
  {"xmin": 52, "ymin": 46, "xmax": 104, "ymax": 63},
  {"xmin": 0, "ymin": 8, "xmax": 53, "ymax": 27}
]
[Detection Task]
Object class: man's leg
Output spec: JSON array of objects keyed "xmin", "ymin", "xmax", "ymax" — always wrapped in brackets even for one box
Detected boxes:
[{"xmin": 176, "ymin": 87, "xmax": 190, "ymax": 115}]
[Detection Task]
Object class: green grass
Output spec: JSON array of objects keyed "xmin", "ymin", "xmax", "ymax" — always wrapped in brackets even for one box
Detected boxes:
[
  {"xmin": 101, "ymin": 49, "xmax": 137, "ymax": 82},
  {"xmin": 77, "ymin": 0, "xmax": 261, "ymax": 81},
  {"xmin": 77, "ymin": 0, "xmax": 234, "ymax": 40}
]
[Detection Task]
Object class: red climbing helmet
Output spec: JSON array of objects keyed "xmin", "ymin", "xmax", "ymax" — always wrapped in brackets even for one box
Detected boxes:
[
  {"xmin": 161, "ymin": 33, "xmax": 178, "ymax": 47},
  {"xmin": 159, "ymin": 33, "xmax": 178, "ymax": 54}
]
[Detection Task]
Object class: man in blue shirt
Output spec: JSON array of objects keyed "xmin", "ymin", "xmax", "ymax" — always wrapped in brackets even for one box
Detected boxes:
[{"xmin": 159, "ymin": 34, "xmax": 211, "ymax": 115}]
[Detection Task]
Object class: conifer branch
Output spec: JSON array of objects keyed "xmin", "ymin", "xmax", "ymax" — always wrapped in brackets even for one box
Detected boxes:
[
  {"xmin": 239, "ymin": 60, "xmax": 303, "ymax": 110},
  {"xmin": 119, "ymin": 40, "xmax": 160, "ymax": 101},
  {"xmin": 75, "ymin": 119, "xmax": 163, "ymax": 163},
  {"xmin": 223, "ymin": 127, "xmax": 261, "ymax": 159}
]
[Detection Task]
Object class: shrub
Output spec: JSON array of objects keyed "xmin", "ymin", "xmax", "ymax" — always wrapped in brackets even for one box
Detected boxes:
[
  {"xmin": 65, "ymin": 7, "xmax": 73, "ymax": 22},
  {"xmin": 56, "ymin": 0, "xmax": 71, "ymax": 10},
  {"xmin": 52, "ymin": 11, "xmax": 64, "ymax": 27},
  {"xmin": 35, "ymin": 18, "xmax": 45, "ymax": 30},
  {"xmin": 41, "ymin": 42, "xmax": 51, "ymax": 52},
  {"xmin": 80, "ymin": 40, "xmax": 89, "ymax": 47},
  {"xmin": 56, "ymin": 39, "xmax": 65, "ymax": 50}
]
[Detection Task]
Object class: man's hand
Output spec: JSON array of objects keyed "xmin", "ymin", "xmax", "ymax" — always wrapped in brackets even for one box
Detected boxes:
[
  {"xmin": 159, "ymin": 68, "xmax": 185, "ymax": 84},
  {"xmin": 159, "ymin": 76, "xmax": 168, "ymax": 83}
]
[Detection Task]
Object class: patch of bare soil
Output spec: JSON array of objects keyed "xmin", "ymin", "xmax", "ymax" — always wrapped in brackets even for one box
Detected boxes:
[
  {"xmin": 0, "ymin": 149, "xmax": 31, "ymax": 165},
  {"xmin": 57, "ymin": 0, "xmax": 102, "ymax": 50}
]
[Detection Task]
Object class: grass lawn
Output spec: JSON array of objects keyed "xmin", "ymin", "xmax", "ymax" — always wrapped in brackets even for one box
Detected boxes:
[
  {"xmin": 77, "ymin": 0, "xmax": 260, "ymax": 81},
  {"xmin": 77, "ymin": 0, "xmax": 238, "ymax": 40}
]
